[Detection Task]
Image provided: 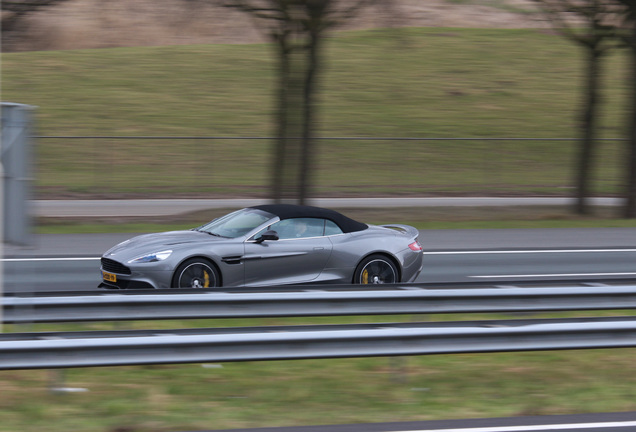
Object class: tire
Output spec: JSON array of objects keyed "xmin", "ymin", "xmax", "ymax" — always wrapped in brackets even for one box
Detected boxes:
[
  {"xmin": 353, "ymin": 254, "xmax": 398, "ymax": 284},
  {"xmin": 172, "ymin": 258, "xmax": 220, "ymax": 288}
]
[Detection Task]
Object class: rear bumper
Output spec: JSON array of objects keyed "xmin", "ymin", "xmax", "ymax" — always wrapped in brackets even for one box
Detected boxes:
[{"xmin": 401, "ymin": 251, "xmax": 424, "ymax": 282}]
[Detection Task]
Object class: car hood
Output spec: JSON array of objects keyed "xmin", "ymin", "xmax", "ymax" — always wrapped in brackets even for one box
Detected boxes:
[{"xmin": 103, "ymin": 230, "xmax": 225, "ymax": 257}]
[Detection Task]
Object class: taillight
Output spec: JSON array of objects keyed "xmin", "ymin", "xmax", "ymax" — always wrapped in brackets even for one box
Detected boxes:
[{"xmin": 408, "ymin": 241, "xmax": 422, "ymax": 252}]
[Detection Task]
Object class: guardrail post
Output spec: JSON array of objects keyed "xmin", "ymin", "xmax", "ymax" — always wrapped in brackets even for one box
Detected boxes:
[
  {"xmin": 48, "ymin": 369, "xmax": 88, "ymax": 394},
  {"xmin": 389, "ymin": 357, "xmax": 409, "ymax": 384}
]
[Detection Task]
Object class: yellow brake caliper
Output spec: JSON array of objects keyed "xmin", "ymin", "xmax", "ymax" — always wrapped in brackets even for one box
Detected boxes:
[{"xmin": 362, "ymin": 269, "xmax": 369, "ymax": 284}]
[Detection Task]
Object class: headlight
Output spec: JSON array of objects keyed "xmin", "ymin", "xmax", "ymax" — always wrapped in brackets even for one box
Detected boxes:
[{"xmin": 128, "ymin": 250, "xmax": 173, "ymax": 264}]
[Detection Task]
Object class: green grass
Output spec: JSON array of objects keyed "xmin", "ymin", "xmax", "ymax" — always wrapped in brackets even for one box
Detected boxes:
[
  {"xmin": 2, "ymin": 28, "xmax": 631, "ymax": 199},
  {"xmin": 2, "ymin": 351, "xmax": 635, "ymax": 431},
  {"xmin": 34, "ymin": 205, "xmax": 636, "ymax": 234}
]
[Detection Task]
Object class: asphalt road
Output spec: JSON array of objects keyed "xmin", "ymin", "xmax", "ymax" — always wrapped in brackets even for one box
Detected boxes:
[
  {"xmin": 204, "ymin": 411, "xmax": 636, "ymax": 432},
  {"xmin": 4, "ymin": 227, "xmax": 636, "ymax": 293}
]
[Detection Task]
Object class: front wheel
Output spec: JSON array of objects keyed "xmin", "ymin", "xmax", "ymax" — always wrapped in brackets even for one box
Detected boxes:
[
  {"xmin": 172, "ymin": 258, "xmax": 220, "ymax": 288},
  {"xmin": 353, "ymin": 254, "xmax": 398, "ymax": 284}
]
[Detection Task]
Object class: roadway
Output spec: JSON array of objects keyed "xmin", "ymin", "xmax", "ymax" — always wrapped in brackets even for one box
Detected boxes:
[
  {"xmin": 4, "ymin": 198, "xmax": 636, "ymax": 292},
  {"xmin": 4, "ymin": 227, "xmax": 636, "ymax": 293},
  {"xmin": 205, "ymin": 411, "xmax": 636, "ymax": 432}
]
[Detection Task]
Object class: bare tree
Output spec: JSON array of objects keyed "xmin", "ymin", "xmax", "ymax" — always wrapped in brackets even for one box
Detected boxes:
[
  {"xmin": 615, "ymin": 0, "xmax": 636, "ymax": 217},
  {"xmin": 532, "ymin": 0, "xmax": 624, "ymax": 215},
  {"xmin": 1, "ymin": 0, "xmax": 69, "ymax": 50},
  {"xmin": 217, "ymin": 0, "xmax": 385, "ymax": 204}
]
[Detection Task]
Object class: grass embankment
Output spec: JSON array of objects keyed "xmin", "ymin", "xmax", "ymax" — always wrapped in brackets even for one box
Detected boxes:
[{"xmin": 2, "ymin": 28, "xmax": 630, "ymax": 199}]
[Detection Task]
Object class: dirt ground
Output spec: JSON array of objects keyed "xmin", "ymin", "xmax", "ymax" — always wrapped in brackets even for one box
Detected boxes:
[{"xmin": 4, "ymin": 0, "xmax": 545, "ymax": 52}]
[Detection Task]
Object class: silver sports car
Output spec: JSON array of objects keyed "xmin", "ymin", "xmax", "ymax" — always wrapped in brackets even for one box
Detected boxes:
[{"xmin": 99, "ymin": 204, "xmax": 423, "ymax": 289}]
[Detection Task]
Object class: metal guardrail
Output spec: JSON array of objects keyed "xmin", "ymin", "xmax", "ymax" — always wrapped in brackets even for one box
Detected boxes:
[
  {"xmin": 4, "ymin": 282, "xmax": 636, "ymax": 323},
  {"xmin": 2, "ymin": 316, "xmax": 636, "ymax": 370},
  {"xmin": 3, "ymin": 281, "xmax": 636, "ymax": 369}
]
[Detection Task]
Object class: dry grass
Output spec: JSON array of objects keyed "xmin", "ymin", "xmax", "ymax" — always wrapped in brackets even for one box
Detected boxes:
[{"xmin": 5, "ymin": 0, "xmax": 544, "ymax": 52}]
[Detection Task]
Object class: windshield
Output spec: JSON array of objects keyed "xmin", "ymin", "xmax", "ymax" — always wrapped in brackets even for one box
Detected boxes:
[{"xmin": 194, "ymin": 208, "xmax": 275, "ymax": 238}]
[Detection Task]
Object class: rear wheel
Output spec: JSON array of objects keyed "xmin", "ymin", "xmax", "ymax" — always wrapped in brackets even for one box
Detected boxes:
[
  {"xmin": 172, "ymin": 258, "xmax": 220, "ymax": 288},
  {"xmin": 353, "ymin": 254, "xmax": 398, "ymax": 284}
]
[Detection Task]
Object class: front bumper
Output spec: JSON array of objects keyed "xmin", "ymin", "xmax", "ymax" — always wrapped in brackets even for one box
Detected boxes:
[
  {"xmin": 100, "ymin": 257, "xmax": 172, "ymax": 289},
  {"xmin": 99, "ymin": 278, "xmax": 155, "ymax": 289}
]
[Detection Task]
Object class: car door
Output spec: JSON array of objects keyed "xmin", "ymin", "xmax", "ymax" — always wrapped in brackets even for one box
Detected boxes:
[{"xmin": 243, "ymin": 218, "xmax": 333, "ymax": 286}]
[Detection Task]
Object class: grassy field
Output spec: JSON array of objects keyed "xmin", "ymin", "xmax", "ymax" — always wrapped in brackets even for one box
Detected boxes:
[{"xmin": 2, "ymin": 27, "xmax": 631, "ymax": 199}]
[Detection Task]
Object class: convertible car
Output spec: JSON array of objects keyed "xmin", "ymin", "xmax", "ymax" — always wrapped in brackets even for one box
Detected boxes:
[{"xmin": 99, "ymin": 204, "xmax": 423, "ymax": 289}]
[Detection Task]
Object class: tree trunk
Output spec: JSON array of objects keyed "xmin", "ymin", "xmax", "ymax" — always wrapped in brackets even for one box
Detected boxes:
[
  {"xmin": 271, "ymin": 38, "xmax": 290, "ymax": 203},
  {"xmin": 298, "ymin": 32, "xmax": 320, "ymax": 205},
  {"xmin": 574, "ymin": 46, "xmax": 602, "ymax": 215}
]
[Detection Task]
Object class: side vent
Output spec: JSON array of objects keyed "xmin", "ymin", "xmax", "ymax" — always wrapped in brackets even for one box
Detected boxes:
[{"xmin": 221, "ymin": 256, "xmax": 243, "ymax": 265}]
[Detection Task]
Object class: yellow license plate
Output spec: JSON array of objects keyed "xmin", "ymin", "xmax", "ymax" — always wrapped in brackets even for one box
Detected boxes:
[{"xmin": 102, "ymin": 271, "xmax": 117, "ymax": 283}]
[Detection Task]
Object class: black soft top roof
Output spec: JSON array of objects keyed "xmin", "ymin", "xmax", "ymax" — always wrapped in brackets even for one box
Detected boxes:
[{"xmin": 250, "ymin": 204, "xmax": 368, "ymax": 233}]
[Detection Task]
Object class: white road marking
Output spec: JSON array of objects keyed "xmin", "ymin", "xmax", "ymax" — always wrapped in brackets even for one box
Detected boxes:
[
  {"xmin": 395, "ymin": 419, "xmax": 636, "ymax": 431},
  {"xmin": 472, "ymin": 273, "xmax": 636, "ymax": 279}
]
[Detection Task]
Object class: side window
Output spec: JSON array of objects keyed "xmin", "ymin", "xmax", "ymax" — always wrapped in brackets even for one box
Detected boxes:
[
  {"xmin": 324, "ymin": 220, "xmax": 343, "ymax": 236},
  {"xmin": 270, "ymin": 218, "xmax": 326, "ymax": 240}
]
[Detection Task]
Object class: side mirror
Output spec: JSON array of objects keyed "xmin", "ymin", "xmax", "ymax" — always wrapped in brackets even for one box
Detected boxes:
[{"xmin": 255, "ymin": 230, "xmax": 279, "ymax": 244}]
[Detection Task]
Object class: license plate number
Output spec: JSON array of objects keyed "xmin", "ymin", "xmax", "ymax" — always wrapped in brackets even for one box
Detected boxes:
[{"xmin": 102, "ymin": 271, "xmax": 117, "ymax": 283}]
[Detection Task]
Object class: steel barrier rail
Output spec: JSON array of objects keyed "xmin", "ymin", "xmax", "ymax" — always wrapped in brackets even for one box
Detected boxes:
[
  {"xmin": 33, "ymin": 136, "xmax": 628, "ymax": 141},
  {"xmin": 1, "ymin": 317, "xmax": 636, "ymax": 370},
  {"xmin": 4, "ymin": 284, "xmax": 636, "ymax": 323}
]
